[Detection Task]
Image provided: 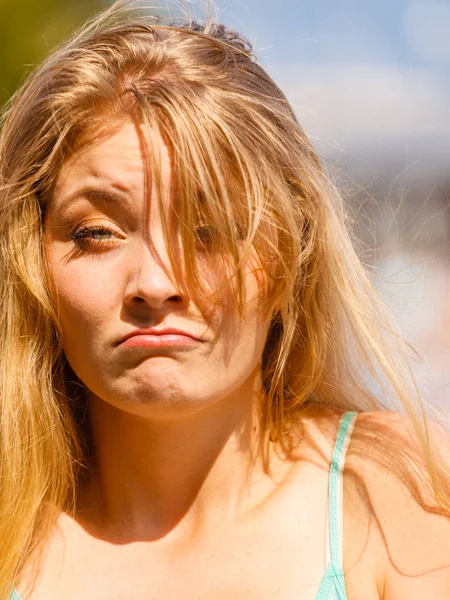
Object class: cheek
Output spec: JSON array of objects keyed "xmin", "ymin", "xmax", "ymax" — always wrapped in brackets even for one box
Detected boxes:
[
  {"xmin": 46, "ymin": 248, "xmax": 123, "ymax": 342},
  {"xmin": 239, "ymin": 253, "xmax": 269, "ymax": 320},
  {"xmin": 215, "ymin": 267, "xmax": 270, "ymax": 359},
  {"xmin": 200, "ymin": 249, "xmax": 267, "ymax": 303}
]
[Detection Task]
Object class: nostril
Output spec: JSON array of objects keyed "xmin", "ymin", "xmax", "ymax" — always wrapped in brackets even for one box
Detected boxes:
[{"xmin": 168, "ymin": 295, "xmax": 183, "ymax": 303}]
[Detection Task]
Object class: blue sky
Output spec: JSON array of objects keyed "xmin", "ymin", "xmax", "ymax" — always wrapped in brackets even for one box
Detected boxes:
[
  {"xmin": 215, "ymin": 0, "xmax": 408, "ymax": 65},
  {"xmin": 213, "ymin": 0, "xmax": 450, "ymax": 68},
  {"xmin": 209, "ymin": 0, "xmax": 450, "ymax": 163}
]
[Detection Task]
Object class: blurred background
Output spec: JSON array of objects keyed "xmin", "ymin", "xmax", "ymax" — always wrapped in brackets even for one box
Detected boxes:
[{"xmin": 1, "ymin": 0, "xmax": 449, "ymax": 406}]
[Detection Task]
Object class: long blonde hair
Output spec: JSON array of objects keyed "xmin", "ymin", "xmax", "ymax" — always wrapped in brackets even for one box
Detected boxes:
[{"xmin": 0, "ymin": 1, "xmax": 448, "ymax": 597}]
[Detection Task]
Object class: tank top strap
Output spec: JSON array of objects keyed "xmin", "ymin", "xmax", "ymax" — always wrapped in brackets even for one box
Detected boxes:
[{"xmin": 325, "ymin": 411, "xmax": 358, "ymax": 570}]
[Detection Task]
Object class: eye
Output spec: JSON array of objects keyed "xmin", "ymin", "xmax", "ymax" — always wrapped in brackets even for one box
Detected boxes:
[
  {"xmin": 192, "ymin": 224, "xmax": 247, "ymax": 253},
  {"xmin": 194, "ymin": 225, "xmax": 217, "ymax": 244},
  {"xmin": 66, "ymin": 224, "xmax": 121, "ymax": 252}
]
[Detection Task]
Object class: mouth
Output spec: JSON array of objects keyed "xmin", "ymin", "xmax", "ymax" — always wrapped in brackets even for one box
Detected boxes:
[{"xmin": 117, "ymin": 327, "xmax": 203, "ymax": 349}]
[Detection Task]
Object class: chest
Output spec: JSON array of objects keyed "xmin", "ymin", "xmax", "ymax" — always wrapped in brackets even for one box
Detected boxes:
[
  {"xmin": 55, "ymin": 546, "xmax": 328, "ymax": 599},
  {"xmin": 15, "ymin": 468, "xmax": 379, "ymax": 600},
  {"xmin": 19, "ymin": 495, "xmax": 334, "ymax": 599}
]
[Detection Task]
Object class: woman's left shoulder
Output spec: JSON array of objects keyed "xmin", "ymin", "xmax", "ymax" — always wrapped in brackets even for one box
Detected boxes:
[
  {"xmin": 353, "ymin": 407, "xmax": 450, "ymax": 442},
  {"xmin": 346, "ymin": 409, "xmax": 450, "ymax": 599}
]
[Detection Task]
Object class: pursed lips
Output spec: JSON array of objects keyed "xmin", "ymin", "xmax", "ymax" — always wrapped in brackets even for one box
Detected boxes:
[{"xmin": 116, "ymin": 327, "xmax": 204, "ymax": 348}]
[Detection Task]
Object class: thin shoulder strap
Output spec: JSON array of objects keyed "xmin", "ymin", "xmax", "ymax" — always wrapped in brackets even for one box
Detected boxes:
[{"xmin": 325, "ymin": 411, "xmax": 358, "ymax": 570}]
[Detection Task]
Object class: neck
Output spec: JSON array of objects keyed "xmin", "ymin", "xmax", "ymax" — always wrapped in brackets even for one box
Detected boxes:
[{"xmin": 76, "ymin": 377, "xmax": 285, "ymax": 544}]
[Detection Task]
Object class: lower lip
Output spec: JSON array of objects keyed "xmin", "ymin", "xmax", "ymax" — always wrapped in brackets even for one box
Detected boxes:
[{"xmin": 120, "ymin": 334, "xmax": 200, "ymax": 348}]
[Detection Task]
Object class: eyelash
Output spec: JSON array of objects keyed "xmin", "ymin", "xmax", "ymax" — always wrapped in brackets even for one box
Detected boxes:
[
  {"xmin": 194, "ymin": 225, "xmax": 245, "ymax": 243},
  {"xmin": 194, "ymin": 225, "xmax": 217, "ymax": 244},
  {"xmin": 66, "ymin": 225, "xmax": 119, "ymax": 250}
]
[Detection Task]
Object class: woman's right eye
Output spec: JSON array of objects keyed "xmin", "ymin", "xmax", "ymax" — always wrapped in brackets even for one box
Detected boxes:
[{"xmin": 65, "ymin": 225, "xmax": 121, "ymax": 252}]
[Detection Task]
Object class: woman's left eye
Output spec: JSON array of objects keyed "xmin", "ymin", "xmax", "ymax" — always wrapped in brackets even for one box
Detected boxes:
[
  {"xmin": 195, "ymin": 225, "xmax": 217, "ymax": 243},
  {"xmin": 193, "ymin": 224, "xmax": 246, "ymax": 249}
]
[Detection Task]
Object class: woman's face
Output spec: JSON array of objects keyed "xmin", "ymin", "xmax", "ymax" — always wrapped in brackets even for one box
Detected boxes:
[{"xmin": 44, "ymin": 120, "xmax": 271, "ymax": 418}]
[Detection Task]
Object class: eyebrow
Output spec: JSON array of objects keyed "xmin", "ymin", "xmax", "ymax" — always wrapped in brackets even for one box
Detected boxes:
[
  {"xmin": 50, "ymin": 186, "xmax": 134, "ymax": 219},
  {"xmin": 63, "ymin": 187, "xmax": 127, "ymax": 206}
]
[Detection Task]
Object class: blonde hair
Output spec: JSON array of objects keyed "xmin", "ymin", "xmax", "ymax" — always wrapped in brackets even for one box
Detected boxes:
[{"xmin": 0, "ymin": 1, "xmax": 448, "ymax": 597}]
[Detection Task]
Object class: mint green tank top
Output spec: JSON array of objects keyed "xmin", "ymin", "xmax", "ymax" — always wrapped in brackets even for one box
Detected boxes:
[
  {"xmin": 314, "ymin": 410, "xmax": 357, "ymax": 599},
  {"xmin": 11, "ymin": 411, "xmax": 358, "ymax": 600}
]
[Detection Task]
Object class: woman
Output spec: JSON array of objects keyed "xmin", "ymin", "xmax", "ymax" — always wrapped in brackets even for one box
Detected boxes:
[{"xmin": 1, "ymin": 1, "xmax": 450, "ymax": 598}]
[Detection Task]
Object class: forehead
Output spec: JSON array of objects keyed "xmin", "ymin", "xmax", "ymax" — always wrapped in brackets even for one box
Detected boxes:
[{"xmin": 51, "ymin": 120, "xmax": 172, "ymax": 209}]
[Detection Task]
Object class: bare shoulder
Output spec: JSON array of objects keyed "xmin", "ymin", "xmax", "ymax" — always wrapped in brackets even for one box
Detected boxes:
[{"xmin": 344, "ymin": 410, "xmax": 450, "ymax": 599}]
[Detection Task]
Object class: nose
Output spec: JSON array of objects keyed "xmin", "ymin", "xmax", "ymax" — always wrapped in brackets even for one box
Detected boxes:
[{"xmin": 122, "ymin": 235, "xmax": 188, "ymax": 313}]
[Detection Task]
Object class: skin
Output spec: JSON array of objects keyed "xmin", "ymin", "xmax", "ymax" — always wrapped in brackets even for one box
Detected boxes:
[
  {"xmin": 44, "ymin": 119, "xmax": 276, "ymax": 537},
  {"xmin": 23, "ymin": 118, "xmax": 450, "ymax": 599}
]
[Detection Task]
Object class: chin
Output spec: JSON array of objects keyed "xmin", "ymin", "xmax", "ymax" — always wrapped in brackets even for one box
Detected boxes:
[{"xmin": 93, "ymin": 379, "xmax": 214, "ymax": 419}]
